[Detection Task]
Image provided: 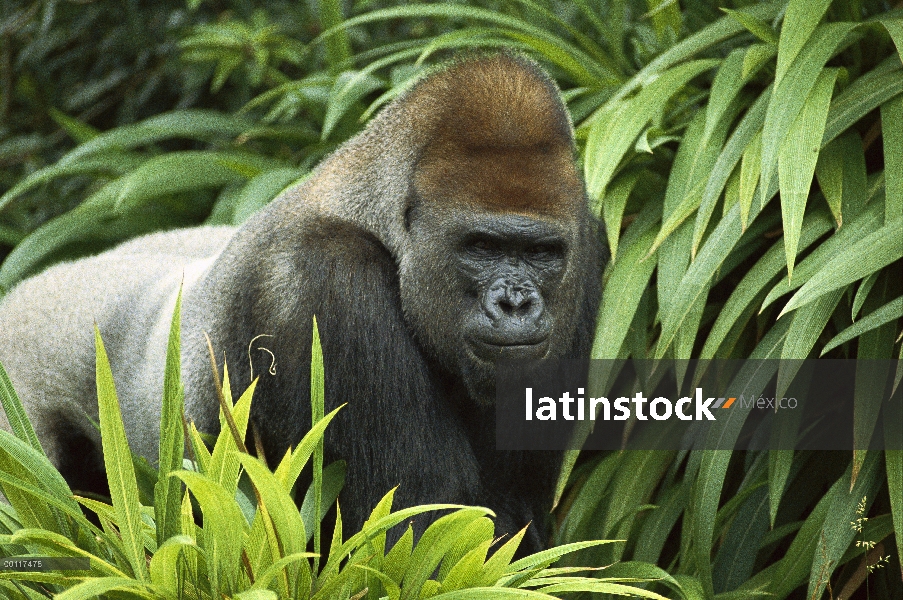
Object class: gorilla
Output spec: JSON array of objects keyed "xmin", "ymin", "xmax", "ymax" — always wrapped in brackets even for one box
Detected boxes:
[{"xmin": 0, "ymin": 53, "xmax": 604, "ymax": 553}]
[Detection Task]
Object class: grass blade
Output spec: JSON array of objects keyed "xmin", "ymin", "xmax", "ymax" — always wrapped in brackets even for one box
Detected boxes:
[
  {"xmin": 777, "ymin": 68, "xmax": 838, "ymax": 278},
  {"xmin": 94, "ymin": 325, "xmax": 148, "ymax": 580}
]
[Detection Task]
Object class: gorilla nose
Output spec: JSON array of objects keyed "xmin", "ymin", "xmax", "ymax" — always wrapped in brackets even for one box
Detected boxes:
[{"xmin": 483, "ymin": 281, "xmax": 545, "ymax": 328}]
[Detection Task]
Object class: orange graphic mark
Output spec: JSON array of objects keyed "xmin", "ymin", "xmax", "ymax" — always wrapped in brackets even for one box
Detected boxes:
[{"xmin": 722, "ymin": 397, "xmax": 736, "ymax": 409}]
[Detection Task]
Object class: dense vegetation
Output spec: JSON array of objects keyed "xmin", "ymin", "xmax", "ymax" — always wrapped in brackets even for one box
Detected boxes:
[{"xmin": 0, "ymin": 0, "xmax": 901, "ymax": 598}]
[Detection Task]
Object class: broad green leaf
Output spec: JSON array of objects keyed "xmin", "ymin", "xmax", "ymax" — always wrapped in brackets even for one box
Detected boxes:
[
  {"xmin": 601, "ymin": 171, "xmax": 639, "ymax": 262},
  {"xmin": 175, "ymin": 470, "xmax": 249, "ymax": 595},
  {"xmin": 693, "ymin": 89, "xmax": 771, "ymax": 253},
  {"xmin": 311, "ymin": 316, "xmax": 325, "ymax": 575},
  {"xmin": 780, "ymin": 217, "xmax": 903, "ymax": 316},
  {"xmin": 880, "ymin": 16, "xmax": 903, "ymax": 63},
  {"xmin": 400, "ymin": 508, "xmax": 489, "ymax": 599},
  {"xmin": 320, "ymin": 4, "xmax": 620, "ymax": 86},
  {"xmin": 882, "ymin": 95, "xmax": 903, "ymax": 223},
  {"xmin": 208, "ymin": 376, "xmax": 256, "ymax": 494},
  {"xmin": 59, "ymin": 110, "xmax": 254, "ymax": 165},
  {"xmin": 5, "ymin": 528, "xmax": 124, "ymax": 577},
  {"xmin": 94, "ymin": 326, "xmax": 148, "ymax": 581},
  {"xmin": 774, "ymin": 0, "xmax": 833, "ymax": 86},
  {"xmin": 273, "ymin": 404, "xmax": 343, "ymax": 492},
  {"xmin": 814, "ymin": 135, "xmax": 846, "ymax": 226},
  {"xmin": 439, "ymin": 539, "xmax": 492, "ymax": 593},
  {"xmin": 48, "ymin": 108, "xmax": 99, "ymax": 144},
  {"xmin": 703, "ymin": 48, "xmax": 747, "ymax": 142},
  {"xmin": 536, "ymin": 580, "xmax": 670, "ymax": 599},
  {"xmin": 722, "ymin": 8, "xmax": 778, "ymax": 44},
  {"xmin": 590, "ymin": 207, "xmax": 655, "ymax": 358},
  {"xmin": 852, "ymin": 271, "xmax": 879, "ymax": 320},
  {"xmin": 611, "ymin": 1, "xmax": 783, "ymax": 104},
  {"xmin": 761, "ymin": 200, "xmax": 883, "ymax": 312},
  {"xmin": 232, "ymin": 169, "xmax": 305, "ymax": 224},
  {"xmin": 0, "ymin": 361, "xmax": 42, "ymax": 454},
  {"xmin": 322, "ymin": 65, "xmax": 394, "ymax": 141},
  {"xmin": 53, "ymin": 577, "xmax": 156, "ymax": 600},
  {"xmin": 739, "ymin": 131, "xmax": 762, "ymax": 231},
  {"xmin": 633, "ymin": 484, "xmax": 688, "ymax": 564},
  {"xmin": 239, "ymin": 455, "xmax": 307, "ymax": 556},
  {"xmin": 690, "ymin": 323, "xmax": 787, "ymax": 596},
  {"xmin": 438, "ymin": 516, "xmax": 493, "ymax": 582},
  {"xmin": 781, "ymin": 289, "xmax": 843, "ymax": 359},
  {"xmin": 761, "ymin": 22, "xmax": 857, "ymax": 205},
  {"xmin": 777, "ymin": 68, "xmax": 838, "ymax": 278},
  {"xmin": 115, "ymin": 151, "xmax": 283, "ymax": 211},
  {"xmin": 148, "ymin": 535, "xmax": 198, "ymax": 597},
  {"xmin": 768, "ymin": 450, "xmax": 795, "ymax": 527},
  {"xmin": 300, "ymin": 459, "xmax": 345, "ymax": 543},
  {"xmin": 0, "ymin": 153, "xmax": 146, "ymax": 212},
  {"xmin": 822, "ymin": 296, "xmax": 903, "ymax": 355},
  {"xmin": 585, "ymin": 60, "xmax": 719, "ymax": 200},
  {"xmin": 652, "ymin": 93, "xmax": 735, "ymax": 256},
  {"xmin": 155, "ymin": 290, "xmax": 184, "ymax": 547}
]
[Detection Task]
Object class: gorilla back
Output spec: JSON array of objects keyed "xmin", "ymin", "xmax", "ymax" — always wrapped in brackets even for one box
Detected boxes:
[{"xmin": 0, "ymin": 53, "xmax": 604, "ymax": 553}]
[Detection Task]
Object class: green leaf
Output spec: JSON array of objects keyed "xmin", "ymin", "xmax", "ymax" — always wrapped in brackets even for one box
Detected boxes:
[
  {"xmin": 882, "ymin": 95, "xmax": 903, "ymax": 223},
  {"xmin": 400, "ymin": 508, "xmax": 489, "ymax": 599},
  {"xmin": 600, "ymin": 171, "xmax": 640, "ymax": 262},
  {"xmin": 585, "ymin": 60, "xmax": 719, "ymax": 200},
  {"xmin": 761, "ymin": 22, "xmax": 857, "ymax": 205},
  {"xmin": 591, "ymin": 214, "xmax": 658, "ymax": 360},
  {"xmin": 880, "ymin": 16, "xmax": 903, "ymax": 63},
  {"xmin": 0, "ymin": 361, "xmax": 43, "ymax": 454},
  {"xmin": 693, "ymin": 89, "xmax": 771, "ymax": 252},
  {"xmin": 738, "ymin": 131, "xmax": 762, "ymax": 231},
  {"xmin": 148, "ymin": 535, "xmax": 199, "ymax": 597},
  {"xmin": 174, "ymin": 470, "xmax": 249, "ymax": 595},
  {"xmin": 822, "ymin": 57, "xmax": 903, "ymax": 146},
  {"xmin": 115, "ymin": 151, "xmax": 283, "ymax": 212},
  {"xmin": 777, "ymin": 68, "xmax": 838, "ymax": 278},
  {"xmin": 0, "ymin": 153, "xmax": 145, "ymax": 213},
  {"xmin": 300, "ymin": 460, "xmax": 345, "ymax": 543},
  {"xmin": 722, "ymin": 8, "xmax": 778, "ymax": 45},
  {"xmin": 238, "ymin": 455, "xmax": 309, "ymax": 567},
  {"xmin": 53, "ymin": 577, "xmax": 155, "ymax": 600},
  {"xmin": 807, "ymin": 454, "xmax": 881, "ymax": 600},
  {"xmin": 311, "ymin": 316, "xmax": 325, "ymax": 575},
  {"xmin": 60, "ymin": 110, "xmax": 254, "ymax": 165},
  {"xmin": 822, "ymin": 296, "xmax": 903, "ymax": 355},
  {"xmin": 155, "ymin": 289, "xmax": 184, "ymax": 547},
  {"xmin": 780, "ymin": 217, "xmax": 903, "ymax": 316},
  {"xmin": 94, "ymin": 326, "xmax": 148, "ymax": 581},
  {"xmin": 48, "ymin": 108, "xmax": 100, "ymax": 144},
  {"xmin": 851, "ymin": 271, "xmax": 880, "ymax": 320},
  {"xmin": 774, "ymin": 0, "xmax": 833, "ymax": 86},
  {"xmin": 761, "ymin": 200, "xmax": 883, "ymax": 312}
]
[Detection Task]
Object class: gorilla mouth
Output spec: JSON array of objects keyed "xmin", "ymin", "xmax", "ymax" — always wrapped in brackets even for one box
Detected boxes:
[{"xmin": 467, "ymin": 337, "xmax": 550, "ymax": 362}]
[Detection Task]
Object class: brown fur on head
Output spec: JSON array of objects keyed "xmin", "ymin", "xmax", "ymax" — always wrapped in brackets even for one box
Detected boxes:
[{"xmin": 403, "ymin": 52, "xmax": 584, "ymax": 217}]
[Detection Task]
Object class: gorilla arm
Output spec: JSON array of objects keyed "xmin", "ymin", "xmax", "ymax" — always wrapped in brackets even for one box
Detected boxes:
[{"xmin": 180, "ymin": 209, "xmax": 483, "ymax": 535}]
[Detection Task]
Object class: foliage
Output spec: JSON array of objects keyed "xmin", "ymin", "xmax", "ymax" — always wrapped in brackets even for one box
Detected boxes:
[
  {"xmin": 0, "ymin": 297, "xmax": 666, "ymax": 599},
  {"xmin": 1, "ymin": 0, "xmax": 902, "ymax": 598}
]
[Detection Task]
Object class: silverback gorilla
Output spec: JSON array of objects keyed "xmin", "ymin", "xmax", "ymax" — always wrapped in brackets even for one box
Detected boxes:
[{"xmin": 0, "ymin": 53, "xmax": 604, "ymax": 553}]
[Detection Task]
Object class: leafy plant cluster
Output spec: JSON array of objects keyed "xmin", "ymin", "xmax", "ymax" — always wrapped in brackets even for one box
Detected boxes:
[
  {"xmin": 0, "ymin": 298, "xmax": 670, "ymax": 599},
  {"xmin": 0, "ymin": 0, "xmax": 902, "ymax": 598}
]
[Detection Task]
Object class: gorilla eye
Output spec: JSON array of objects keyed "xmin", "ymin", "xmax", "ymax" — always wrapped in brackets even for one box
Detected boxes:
[{"xmin": 527, "ymin": 244, "xmax": 560, "ymax": 257}]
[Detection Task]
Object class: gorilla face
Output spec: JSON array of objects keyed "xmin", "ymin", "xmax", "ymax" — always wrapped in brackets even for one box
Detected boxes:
[
  {"xmin": 455, "ymin": 214, "xmax": 568, "ymax": 362},
  {"xmin": 399, "ymin": 144, "xmax": 589, "ymax": 404}
]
